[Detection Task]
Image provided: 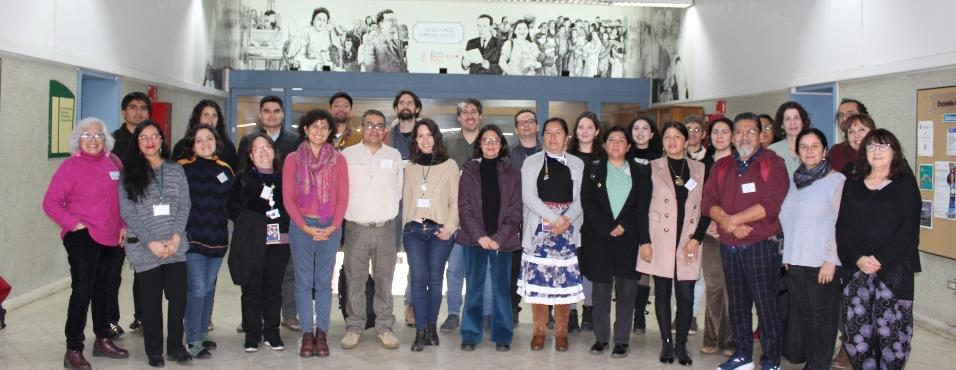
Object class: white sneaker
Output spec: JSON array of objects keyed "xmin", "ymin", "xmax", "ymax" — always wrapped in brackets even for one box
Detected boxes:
[
  {"xmin": 377, "ymin": 331, "xmax": 400, "ymax": 349},
  {"xmin": 264, "ymin": 339, "xmax": 284, "ymax": 351},
  {"xmin": 341, "ymin": 331, "xmax": 361, "ymax": 349}
]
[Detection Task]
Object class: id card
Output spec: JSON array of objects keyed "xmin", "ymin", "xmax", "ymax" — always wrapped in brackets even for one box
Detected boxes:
[
  {"xmin": 266, "ymin": 223, "xmax": 281, "ymax": 244},
  {"xmin": 153, "ymin": 204, "xmax": 170, "ymax": 216},
  {"xmin": 109, "ymin": 171, "xmax": 120, "ymax": 180},
  {"xmin": 684, "ymin": 178, "xmax": 698, "ymax": 191},
  {"xmin": 741, "ymin": 182, "xmax": 756, "ymax": 193},
  {"xmin": 416, "ymin": 198, "xmax": 431, "ymax": 208},
  {"xmin": 217, "ymin": 172, "xmax": 229, "ymax": 183},
  {"xmin": 260, "ymin": 186, "xmax": 273, "ymax": 200},
  {"xmin": 266, "ymin": 209, "xmax": 280, "ymax": 219},
  {"xmin": 380, "ymin": 159, "xmax": 394, "ymax": 169}
]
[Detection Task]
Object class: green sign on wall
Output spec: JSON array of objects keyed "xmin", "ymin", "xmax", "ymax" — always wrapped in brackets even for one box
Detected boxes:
[{"xmin": 49, "ymin": 80, "xmax": 75, "ymax": 158}]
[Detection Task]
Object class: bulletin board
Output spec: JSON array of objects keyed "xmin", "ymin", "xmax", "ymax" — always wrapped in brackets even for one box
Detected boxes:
[{"xmin": 915, "ymin": 85, "xmax": 956, "ymax": 260}]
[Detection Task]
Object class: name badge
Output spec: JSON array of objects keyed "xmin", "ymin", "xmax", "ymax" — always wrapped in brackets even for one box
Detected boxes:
[
  {"xmin": 380, "ymin": 159, "xmax": 394, "ymax": 169},
  {"xmin": 266, "ymin": 223, "xmax": 281, "ymax": 244},
  {"xmin": 684, "ymin": 178, "xmax": 698, "ymax": 191},
  {"xmin": 260, "ymin": 186, "xmax": 273, "ymax": 200},
  {"xmin": 266, "ymin": 209, "xmax": 280, "ymax": 219},
  {"xmin": 109, "ymin": 171, "xmax": 120, "ymax": 180},
  {"xmin": 416, "ymin": 198, "xmax": 431, "ymax": 208},
  {"xmin": 153, "ymin": 204, "xmax": 170, "ymax": 216},
  {"xmin": 217, "ymin": 172, "xmax": 229, "ymax": 183},
  {"xmin": 741, "ymin": 182, "xmax": 756, "ymax": 194}
]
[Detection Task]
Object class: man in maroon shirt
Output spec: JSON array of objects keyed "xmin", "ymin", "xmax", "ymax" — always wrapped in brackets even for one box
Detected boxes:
[
  {"xmin": 701, "ymin": 113, "xmax": 789, "ymax": 370},
  {"xmin": 827, "ymin": 99, "xmax": 869, "ymax": 172}
]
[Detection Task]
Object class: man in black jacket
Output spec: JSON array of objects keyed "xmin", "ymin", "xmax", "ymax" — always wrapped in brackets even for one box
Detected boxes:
[{"xmin": 461, "ymin": 14, "xmax": 503, "ymax": 75}]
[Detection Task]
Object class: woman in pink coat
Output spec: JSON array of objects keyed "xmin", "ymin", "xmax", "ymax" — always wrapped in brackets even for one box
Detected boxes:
[{"xmin": 637, "ymin": 121, "xmax": 708, "ymax": 367}]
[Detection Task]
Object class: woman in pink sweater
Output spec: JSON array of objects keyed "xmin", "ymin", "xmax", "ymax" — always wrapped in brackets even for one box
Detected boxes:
[
  {"xmin": 43, "ymin": 117, "xmax": 130, "ymax": 369},
  {"xmin": 282, "ymin": 109, "xmax": 348, "ymax": 357}
]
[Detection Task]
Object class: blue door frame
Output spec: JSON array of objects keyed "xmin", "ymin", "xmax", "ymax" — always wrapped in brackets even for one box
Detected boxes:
[
  {"xmin": 227, "ymin": 70, "xmax": 650, "ymax": 140},
  {"xmin": 790, "ymin": 82, "xmax": 837, "ymax": 146},
  {"xmin": 77, "ymin": 70, "xmax": 121, "ymax": 131}
]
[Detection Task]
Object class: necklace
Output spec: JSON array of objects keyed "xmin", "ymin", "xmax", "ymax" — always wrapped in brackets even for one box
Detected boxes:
[
  {"xmin": 668, "ymin": 157, "xmax": 687, "ymax": 186},
  {"xmin": 420, "ymin": 156, "xmax": 435, "ymax": 195}
]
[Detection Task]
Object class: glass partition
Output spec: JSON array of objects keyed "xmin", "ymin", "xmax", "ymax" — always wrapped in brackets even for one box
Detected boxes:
[
  {"xmin": 234, "ymin": 94, "xmax": 268, "ymax": 141},
  {"xmin": 601, "ymin": 102, "xmax": 643, "ymax": 128}
]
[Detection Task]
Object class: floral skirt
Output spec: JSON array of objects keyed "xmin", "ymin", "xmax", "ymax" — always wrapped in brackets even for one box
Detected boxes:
[{"xmin": 517, "ymin": 202, "xmax": 584, "ymax": 305}]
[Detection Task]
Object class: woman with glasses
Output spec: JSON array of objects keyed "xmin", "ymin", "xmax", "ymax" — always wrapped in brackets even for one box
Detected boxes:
[
  {"xmin": 43, "ymin": 118, "xmax": 129, "ymax": 369},
  {"xmin": 403, "ymin": 119, "xmax": 459, "ymax": 352},
  {"xmin": 282, "ymin": 109, "xmax": 349, "ymax": 358},
  {"xmin": 457, "ymin": 125, "xmax": 522, "ymax": 352},
  {"xmin": 228, "ymin": 133, "xmax": 291, "ymax": 353},
  {"xmin": 118, "ymin": 120, "xmax": 193, "ymax": 368},
  {"xmin": 836, "ymin": 129, "xmax": 920, "ymax": 370},
  {"xmin": 518, "ymin": 117, "xmax": 585, "ymax": 352},
  {"xmin": 580, "ymin": 127, "xmax": 652, "ymax": 359},
  {"xmin": 758, "ymin": 114, "xmax": 778, "ymax": 148}
]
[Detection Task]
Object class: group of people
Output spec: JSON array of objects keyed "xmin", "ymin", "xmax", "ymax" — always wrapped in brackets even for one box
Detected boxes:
[
  {"xmin": 44, "ymin": 90, "xmax": 919, "ymax": 370},
  {"xmin": 462, "ymin": 14, "xmax": 628, "ymax": 77}
]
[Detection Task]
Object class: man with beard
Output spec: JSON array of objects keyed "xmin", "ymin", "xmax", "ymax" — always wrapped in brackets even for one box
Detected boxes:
[
  {"xmin": 702, "ymin": 113, "xmax": 789, "ymax": 370},
  {"xmin": 329, "ymin": 92, "xmax": 361, "ymax": 150},
  {"xmin": 462, "ymin": 14, "xmax": 503, "ymax": 75}
]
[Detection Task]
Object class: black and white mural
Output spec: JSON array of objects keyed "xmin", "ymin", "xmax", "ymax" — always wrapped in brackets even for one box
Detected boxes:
[{"xmin": 205, "ymin": 1, "xmax": 689, "ymax": 101}]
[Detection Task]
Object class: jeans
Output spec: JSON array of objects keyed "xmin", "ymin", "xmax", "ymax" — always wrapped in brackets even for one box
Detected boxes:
[
  {"xmin": 241, "ymin": 244, "xmax": 290, "ymax": 344},
  {"xmin": 63, "ymin": 229, "xmax": 118, "ymax": 351},
  {"xmin": 403, "ymin": 222, "xmax": 453, "ymax": 330},
  {"xmin": 185, "ymin": 253, "xmax": 222, "ymax": 343},
  {"xmin": 289, "ymin": 217, "xmax": 341, "ymax": 333},
  {"xmin": 137, "ymin": 262, "xmax": 187, "ymax": 358},
  {"xmin": 448, "ymin": 242, "xmax": 494, "ymax": 316},
  {"xmin": 460, "ymin": 246, "xmax": 513, "ymax": 345}
]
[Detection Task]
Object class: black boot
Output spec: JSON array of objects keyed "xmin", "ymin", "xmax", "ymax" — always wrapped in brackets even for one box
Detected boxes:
[
  {"xmin": 411, "ymin": 330, "xmax": 426, "ymax": 352},
  {"xmin": 568, "ymin": 309, "xmax": 580, "ymax": 334},
  {"xmin": 676, "ymin": 342, "xmax": 693, "ymax": 366},
  {"xmin": 0, "ymin": 305, "xmax": 6, "ymax": 329},
  {"xmin": 580, "ymin": 305, "xmax": 593, "ymax": 331},
  {"xmin": 659, "ymin": 338, "xmax": 675, "ymax": 363},
  {"xmin": 633, "ymin": 285, "xmax": 650, "ymax": 334},
  {"xmin": 425, "ymin": 324, "xmax": 439, "ymax": 346}
]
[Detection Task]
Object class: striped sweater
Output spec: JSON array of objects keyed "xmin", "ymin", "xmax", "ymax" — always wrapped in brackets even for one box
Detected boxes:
[{"xmin": 118, "ymin": 161, "xmax": 191, "ymax": 273}]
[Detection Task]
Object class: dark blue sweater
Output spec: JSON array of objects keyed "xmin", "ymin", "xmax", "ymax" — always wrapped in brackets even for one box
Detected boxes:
[{"xmin": 179, "ymin": 156, "xmax": 234, "ymax": 257}]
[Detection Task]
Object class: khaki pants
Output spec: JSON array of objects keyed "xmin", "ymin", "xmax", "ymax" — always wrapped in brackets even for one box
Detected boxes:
[{"xmin": 343, "ymin": 220, "xmax": 398, "ymax": 333}]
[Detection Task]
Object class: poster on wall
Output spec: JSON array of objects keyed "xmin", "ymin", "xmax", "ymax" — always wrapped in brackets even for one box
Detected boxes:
[
  {"xmin": 917, "ymin": 120, "xmax": 933, "ymax": 156},
  {"xmin": 48, "ymin": 80, "xmax": 75, "ymax": 158},
  {"xmin": 932, "ymin": 161, "xmax": 956, "ymax": 220},
  {"xmin": 919, "ymin": 164, "xmax": 934, "ymax": 191},
  {"xmin": 921, "ymin": 200, "xmax": 933, "ymax": 229},
  {"xmin": 204, "ymin": 1, "xmax": 689, "ymax": 102},
  {"xmin": 948, "ymin": 127, "xmax": 956, "ymax": 156}
]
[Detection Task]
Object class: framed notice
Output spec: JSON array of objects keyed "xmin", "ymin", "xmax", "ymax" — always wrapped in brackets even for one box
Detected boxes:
[
  {"xmin": 916, "ymin": 86, "xmax": 956, "ymax": 260},
  {"xmin": 49, "ymin": 80, "xmax": 75, "ymax": 157}
]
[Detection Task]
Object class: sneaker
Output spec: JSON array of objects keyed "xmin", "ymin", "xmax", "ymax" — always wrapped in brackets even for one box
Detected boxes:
[
  {"xmin": 377, "ymin": 331, "xmax": 400, "ymax": 349},
  {"xmin": 440, "ymin": 314, "xmax": 460, "ymax": 332},
  {"xmin": 264, "ymin": 339, "xmax": 284, "ymax": 351},
  {"xmin": 187, "ymin": 343, "xmax": 211, "ymax": 359},
  {"xmin": 341, "ymin": 331, "xmax": 361, "ymax": 349},
  {"xmin": 718, "ymin": 355, "xmax": 755, "ymax": 370},
  {"xmin": 405, "ymin": 305, "xmax": 416, "ymax": 327},
  {"xmin": 244, "ymin": 342, "xmax": 259, "ymax": 353},
  {"xmin": 281, "ymin": 318, "xmax": 300, "ymax": 331},
  {"xmin": 689, "ymin": 317, "xmax": 699, "ymax": 335},
  {"xmin": 760, "ymin": 362, "xmax": 780, "ymax": 370},
  {"xmin": 128, "ymin": 319, "xmax": 143, "ymax": 332}
]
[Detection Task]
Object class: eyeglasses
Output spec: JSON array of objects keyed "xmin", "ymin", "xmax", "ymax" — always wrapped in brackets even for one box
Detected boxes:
[
  {"xmin": 363, "ymin": 123, "xmax": 387, "ymax": 131},
  {"xmin": 866, "ymin": 143, "xmax": 892, "ymax": 153},
  {"xmin": 251, "ymin": 145, "xmax": 273, "ymax": 152},
  {"xmin": 836, "ymin": 111, "xmax": 859, "ymax": 120},
  {"xmin": 480, "ymin": 138, "xmax": 501, "ymax": 145},
  {"xmin": 138, "ymin": 134, "xmax": 162, "ymax": 142},
  {"xmin": 80, "ymin": 132, "xmax": 106, "ymax": 141},
  {"xmin": 687, "ymin": 127, "xmax": 702, "ymax": 133},
  {"xmin": 734, "ymin": 129, "xmax": 759, "ymax": 137},
  {"xmin": 517, "ymin": 119, "xmax": 537, "ymax": 128},
  {"xmin": 761, "ymin": 124, "xmax": 774, "ymax": 131}
]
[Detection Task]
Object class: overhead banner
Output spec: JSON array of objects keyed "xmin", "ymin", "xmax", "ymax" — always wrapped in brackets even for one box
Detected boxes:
[{"xmin": 49, "ymin": 80, "xmax": 75, "ymax": 158}]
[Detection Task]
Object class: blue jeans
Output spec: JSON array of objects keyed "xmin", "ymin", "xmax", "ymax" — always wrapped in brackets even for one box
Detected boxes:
[
  {"xmin": 460, "ymin": 246, "xmax": 513, "ymax": 345},
  {"xmin": 446, "ymin": 243, "xmax": 494, "ymax": 316},
  {"xmin": 403, "ymin": 222, "xmax": 453, "ymax": 330},
  {"xmin": 290, "ymin": 217, "xmax": 341, "ymax": 333},
  {"xmin": 185, "ymin": 252, "xmax": 222, "ymax": 343}
]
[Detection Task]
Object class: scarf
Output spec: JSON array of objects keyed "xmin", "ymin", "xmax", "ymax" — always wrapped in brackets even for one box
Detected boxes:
[
  {"xmin": 295, "ymin": 141, "xmax": 337, "ymax": 218},
  {"xmin": 793, "ymin": 158, "xmax": 832, "ymax": 189}
]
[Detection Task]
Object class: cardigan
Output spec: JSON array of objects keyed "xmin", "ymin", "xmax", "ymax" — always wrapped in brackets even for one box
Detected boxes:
[
  {"xmin": 118, "ymin": 161, "xmax": 191, "ymax": 273},
  {"xmin": 457, "ymin": 157, "xmax": 522, "ymax": 252},
  {"xmin": 580, "ymin": 158, "xmax": 652, "ymax": 283},
  {"xmin": 402, "ymin": 159, "xmax": 460, "ymax": 231},
  {"xmin": 520, "ymin": 151, "xmax": 584, "ymax": 249}
]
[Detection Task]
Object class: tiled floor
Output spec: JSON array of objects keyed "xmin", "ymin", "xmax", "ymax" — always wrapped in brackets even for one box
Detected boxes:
[{"xmin": 2, "ymin": 258, "xmax": 953, "ymax": 370}]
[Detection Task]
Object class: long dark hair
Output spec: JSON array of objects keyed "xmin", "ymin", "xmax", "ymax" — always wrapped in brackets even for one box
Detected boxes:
[
  {"xmin": 851, "ymin": 129, "xmax": 911, "ymax": 181},
  {"xmin": 409, "ymin": 118, "xmax": 449, "ymax": 164},
  {"xmin": 243, "ymin": 132, "xmax": 281, "ymax": 172},
  {"xmin": 122, "ymin": 120, "xmax": 170, "ymax": 202},
  {"xmin": 471, "ymin": 124, "xmax": 509, "ymax": 159},
  {"xmin": 627, "ymin": 115, "xmax": 661, "ymax": 156},
  {"xmin": 774, "ymin": 101, "xmax": 811, "ymax": 138},
  {"xmin": 568, "ymin": 111, "xmax": 605, "ymax": 157},
  {"xmin": 178, "ymin": 124, "xmax": 223, "ymax": 160},
  {"xmin": 186, "ymin": 100, "xmax": 227, "ymax": 141}
]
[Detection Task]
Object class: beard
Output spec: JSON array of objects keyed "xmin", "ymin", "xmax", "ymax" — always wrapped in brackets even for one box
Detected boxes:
[
  {"xmin": 736, "ymin": 144, "xmax": 754, "ymax": 158},
  {"xmin": 332, "ymin": 114, "xmax": 349, "ymax": 125},
  {"xmin": 397, "ymin": 110, "xmax": 416, "ymax": 120}
]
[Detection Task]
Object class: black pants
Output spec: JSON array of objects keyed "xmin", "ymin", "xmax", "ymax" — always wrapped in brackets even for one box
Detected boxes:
[
  {"xmin": 107, "ymin": 247, "xmax": 142, "ymax": 324},
  {"xmin": 136, "ymin": 262, "xmax": 187, "ymax": 358},
  {"xmin": 653, "ymin": 275, "xmax": 695, "ymax": 345},
  {"xmin": 63, "ymin": 230, "xmax": 119, "ymax": 351},
  {"xmin": 241, "ymin": 244, "xmax": 291, "ymax": 344},
  {"xmin": 510, "ymin": 249, "xmax": 522, "ymax": 313},
  {"xmin": 788, "ymin": 266, "xmax": 841, "ymax": 370},
  {"xmin": 592, "ymin": 277, "xmax": 638, "ymax": 345}
]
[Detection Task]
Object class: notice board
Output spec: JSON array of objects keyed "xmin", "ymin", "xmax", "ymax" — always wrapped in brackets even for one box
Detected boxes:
[{"xmin": 915, "ymin": 85, "xmax": 956, "ymax": 260}]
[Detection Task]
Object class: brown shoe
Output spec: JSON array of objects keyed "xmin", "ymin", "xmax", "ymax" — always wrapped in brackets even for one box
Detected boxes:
[
  {"xmin": 832, "ymin": 345, "xmax": 850, "ymax": 368},
  {"xmin": 314, "ymin": 330, "xmax": 330, "ymax": 357},
  {"xmin": 530, "ymin": 304, "xmax": 548, "ymax": 351},
  {"xmin": 299, "ymin": 332, "xmax": 315, "ymax": 357},
  {"xmin": 63, "ymin": 350, "xmax": 91, "ymax": 370},
  {"xmin": 553, "ymin": 304, "xmax": 570, "ymax": 352},
  {"xmin": 93, "ymin": 338, "xmax": 129, "ymax": 359},
  {"xmin": 405, "ymin": 304, "xmax": 416, "ymax": 327}
]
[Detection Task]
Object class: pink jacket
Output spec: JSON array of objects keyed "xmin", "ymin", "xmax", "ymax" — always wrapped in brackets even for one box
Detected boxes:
[
  {"xmin": 42, "ymin": 151, "xmax": 124, "ymax": 246},
  {"xmin": 636, "ymin": 157, "xmax": 704, "ymax": 280}
]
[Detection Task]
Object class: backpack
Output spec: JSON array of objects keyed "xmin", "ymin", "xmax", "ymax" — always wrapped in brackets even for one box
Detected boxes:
[{"xmin": 337, "ymin": 266, "xmax": 376, "ymax": 330}]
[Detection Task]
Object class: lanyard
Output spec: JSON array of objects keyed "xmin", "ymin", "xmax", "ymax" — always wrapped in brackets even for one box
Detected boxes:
[
  {"xmin": 253, "ymin": 168, "xmax": 277, "ymax": 209},
  {"xmin": 157, "ymin": 163, "xmax": 165, "ymax": 203}
]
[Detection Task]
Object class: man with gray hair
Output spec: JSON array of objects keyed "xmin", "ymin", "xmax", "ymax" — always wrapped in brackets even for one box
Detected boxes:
[{"xmin": 683, "ymin": 114, "xmax": 708, "ymax": 162}]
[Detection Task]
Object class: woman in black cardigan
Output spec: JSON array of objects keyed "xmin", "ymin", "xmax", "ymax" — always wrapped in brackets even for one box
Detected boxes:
[
  {"xmin": 580, "ymin": 127, "xmax": 652, "ymax": 358},
  {"xmin": 836, "ymin": 129, "xmax": 920, "ymax": 370}
]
